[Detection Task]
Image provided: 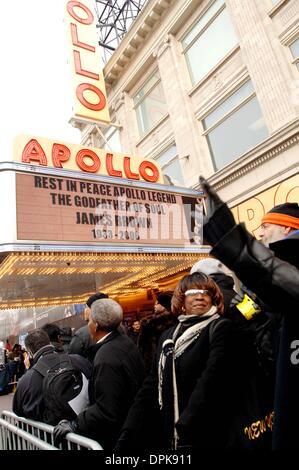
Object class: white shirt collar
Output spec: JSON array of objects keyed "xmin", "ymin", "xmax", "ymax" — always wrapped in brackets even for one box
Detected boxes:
[{"xmin": 96, "ymin": 331, "xmax": 112, "ymax": 344}]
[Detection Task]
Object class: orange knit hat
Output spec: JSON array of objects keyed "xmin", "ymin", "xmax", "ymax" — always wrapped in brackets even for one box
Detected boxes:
[{"xmin": 261, "ymin": 203, "xmax": 299, "ymax": 230}]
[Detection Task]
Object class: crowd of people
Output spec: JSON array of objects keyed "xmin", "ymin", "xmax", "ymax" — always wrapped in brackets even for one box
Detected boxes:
[
  {"xmin": 0, "ymin": 326, "xmax": 74, "ymax": 394},
  {"xmin": 4, "ymin": 184, "xmax": 299, "ymax": 450},
  {"xmin": 0, "ymin": 343, "xmax": 26, "ymax": 394}
]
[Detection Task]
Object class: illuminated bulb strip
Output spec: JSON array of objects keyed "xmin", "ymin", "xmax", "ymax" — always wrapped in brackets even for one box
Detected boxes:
[
  {"xmin": 138, "ymin": 262, "xmax": 196, "ymax": 287},
  {"xmin": 0, "ymin": 254, "xmax": 19, "ymax": 279},
  {"xmin": 107, "ymin": 260, "xmax": 203, "ymax": 294},
  {"xmin": 11, "ymin": 251, "xmax": 205, "ymax": 266},
  {"xmin": 0, "ymin": 253, "xmax": 207, "ymax": 308}
]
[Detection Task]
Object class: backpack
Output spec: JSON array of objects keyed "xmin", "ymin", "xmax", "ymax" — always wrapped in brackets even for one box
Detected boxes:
[{"xmin": 33, "ymin": 353, "xmax": 88, "ymax": 425}]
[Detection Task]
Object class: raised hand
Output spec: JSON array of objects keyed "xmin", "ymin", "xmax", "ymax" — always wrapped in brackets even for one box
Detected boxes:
[{"xmin": 199, "ymin": 176, "xmax": 236, "ymax": 246}]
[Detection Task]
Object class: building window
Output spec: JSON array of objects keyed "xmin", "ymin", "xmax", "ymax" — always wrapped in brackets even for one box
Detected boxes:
[
  {"xmin": 182, "ymin": 0, "xmax": 238, "ymax": 86},
  {"xmin": 202, "ymin": 80, "xmax": 269, "ymax": 170},
  {"xmin": 156, "ymin": 145, "xmax": 184, "ymax": 186},
  {"xmin": 103, "ymin": 125, "xmax": 121, "ymax": 152},
  {"xmin": 133, "ymin": 72, "xmax": 168, "ymax": 137},
  {"xmin": 289, "ymin": 38, "xmax": 299, "ymax": 71}
]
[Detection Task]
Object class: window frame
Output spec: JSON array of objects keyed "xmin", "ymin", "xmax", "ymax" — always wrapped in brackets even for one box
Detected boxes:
[
  {"xmin": 133, "ymin": 72, "xmax": 162, "ymax": 108},
  {"xmin": 181, "ymin": 0, "xmax": 238, "ymax": 86},
  {"xmin": 201, "ymin": 79, "xmax": 268, "ymax": 169},
  {"xmin": 289, "ymin": 37, "xmax": 299, "ymax": 71},
  {"xmin": 268, "ymin": 0, "xmax": 290, "ymax": 17},
  {"xmin": 202, "ymin": 84, "xmax": 256, "ymax": 136},
  {"xmin": 155, "ymin": 145, "xmax": 185, "ymax": 185},
  {"xmin": 181, "ymin": 1, "xmax": 226, "ymax": 55},
  {"xmin": 133, "ymin": 71, "xmax": 168, "ymax": 137},
  {"xmin": 162, "ymin": 158, "xmax": 185, "ymax": 185}
]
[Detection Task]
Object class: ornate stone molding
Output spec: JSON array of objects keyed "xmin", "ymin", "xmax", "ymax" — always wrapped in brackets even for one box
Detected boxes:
[
  {"xmin": 152, "ymin": 34, "xmax": 171, "ymax": 59},
  {"xmin": 212, "ymin": 71, "xmax": 224, "ymax": 91},
  {"xmin": 111, "ymin": 92, "xmax": 125, "ymax": 112},
  {"xmin": 105, "ymin": 0, "xmax": 173, "ymax": 86},
  {"xmin": 268, "ymin": 0, "xmax": 290, "ymax": 18},
  {"xmin": 279, "ymin": 0, "xmax": 298, "ymax": 25}
]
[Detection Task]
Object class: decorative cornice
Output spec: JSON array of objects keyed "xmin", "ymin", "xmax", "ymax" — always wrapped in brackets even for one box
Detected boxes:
[
  {"xmin": 279, "ymin": 19, "xmax": 299, "ymax": 45},
  {"xmin": 104, "ymin": 0, "xmax": 173, "ymax": 86}
]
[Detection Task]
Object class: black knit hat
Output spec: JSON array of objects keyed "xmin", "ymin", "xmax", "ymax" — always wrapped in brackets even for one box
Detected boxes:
[
  {"xmin": 86, "ymin": 292, "xmax": 108, "ymax": 308},
  {"xmin": 156, "ymin": 292, "xmax": 172, "ymax": 312},
  {"xmin": 262, "ymin": 203, "xmax": 299, "ymax": 229}
]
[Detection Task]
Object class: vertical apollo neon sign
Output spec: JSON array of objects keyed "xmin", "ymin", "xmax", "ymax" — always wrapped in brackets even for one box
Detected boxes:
[{"xmin": 65, "ymin": 0, "xmax": 110, "ymax": 124}]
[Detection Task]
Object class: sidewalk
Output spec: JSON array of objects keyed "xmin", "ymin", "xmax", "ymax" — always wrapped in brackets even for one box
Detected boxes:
[{"xmin": 0, "ymin": 391, "xmax": 13, "ymax": 414}]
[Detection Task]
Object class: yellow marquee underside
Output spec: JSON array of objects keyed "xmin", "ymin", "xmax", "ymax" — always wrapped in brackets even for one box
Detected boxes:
[{"xmin": 0, "ymin": 251, "xmax": 208, "ymax": 310}]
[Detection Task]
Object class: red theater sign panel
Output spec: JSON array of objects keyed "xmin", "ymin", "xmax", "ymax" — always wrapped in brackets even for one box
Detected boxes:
[
  {"xmin": 14, "ymin": 135, "xmax": 163, "ymax": 184},
  {"xmin": 65, "ymin": 0, "xmax": 110, "ymax": 123},
  {"xmin": 15, "ymin": 173, "xmax": 202, "ymax": 246}
]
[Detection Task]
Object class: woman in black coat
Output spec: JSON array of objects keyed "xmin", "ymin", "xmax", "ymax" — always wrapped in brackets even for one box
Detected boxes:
[{"xmin": 116, "ymin": 272, "xmax": 239, "ymax": 450}]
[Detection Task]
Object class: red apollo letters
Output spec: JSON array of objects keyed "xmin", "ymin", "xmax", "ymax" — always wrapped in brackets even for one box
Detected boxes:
[
  {"xmin": 66, "ymin": 0, "xmax": 106, "ymax": 112},
  {"xmin": 21, "ymin": 139, "xmax": 160, "ymax": 183}
]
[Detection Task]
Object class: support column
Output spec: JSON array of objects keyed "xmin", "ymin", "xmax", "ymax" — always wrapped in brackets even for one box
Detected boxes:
[
  {"xmin": 226, "ymin": 0, "xmax": 297, "ymax": 132},
  {"xmin": 154, "ymin": 34, "xmax": 213, "ymax": 186},
  {"xmin": 111, "ymin": 92, "xmax": 140, "ymax": 155}
]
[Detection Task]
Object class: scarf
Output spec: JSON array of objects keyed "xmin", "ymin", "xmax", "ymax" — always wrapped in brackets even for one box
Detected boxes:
[{"xmin": 158, "ymin": 306, "xmax": 219, "ymax": 449}]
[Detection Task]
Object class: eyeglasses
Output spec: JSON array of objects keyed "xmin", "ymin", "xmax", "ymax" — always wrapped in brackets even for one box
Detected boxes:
[{"xmin": 184, "ymin": 289, "xmax": 209, "ymax": 296}]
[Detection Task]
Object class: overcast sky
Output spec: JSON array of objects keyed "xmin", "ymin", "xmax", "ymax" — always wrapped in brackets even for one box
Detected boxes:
[{"xmin": 0, "ymin": 1, "xmax": 82, "ymax": 161}]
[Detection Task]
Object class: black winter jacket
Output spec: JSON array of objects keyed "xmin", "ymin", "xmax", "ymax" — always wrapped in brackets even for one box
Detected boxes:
[
  {"xmin": 117, "ymin": 317, "xmax": 241, "ymax": 450},
  {"xmin": 138, "ymin": 312, "xmax": 178, "ymax": 375},
  {"xmin": 68, "ymin": 324, "xmax": 93, "ymax": 358},
  {"xmin": 12, "ymin": 345, "xmax": 92, "ymax": 422},
  {"xmin": 76, "ymin": 330, "xmax": 145, "ymax": 450},
  {"xmin": 211, "ymin": 225, "xmax": 299, "ymax": 449}
]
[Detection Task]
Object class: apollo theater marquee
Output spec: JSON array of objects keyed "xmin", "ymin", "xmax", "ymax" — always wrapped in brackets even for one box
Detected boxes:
[{"xmin": 0, "ymin": 0, "xmax": 207, "ymax": 312}]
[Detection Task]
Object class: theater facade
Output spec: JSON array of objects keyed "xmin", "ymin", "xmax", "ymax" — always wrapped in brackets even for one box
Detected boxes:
[
  {"xmin": 73, "ymin": 0, "xmax": 298, "ymax": 234},
  {"xmin": 1, "ymin": 0, "xmax": 299, "ymax": 340}
]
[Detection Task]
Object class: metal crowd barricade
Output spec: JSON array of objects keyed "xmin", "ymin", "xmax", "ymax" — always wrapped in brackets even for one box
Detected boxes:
[
  {"xmin": 0, "ymin": 411, "xmax": 103, "ymax": 450},
  {"xmin": 0, "ymin": 418, "xmax": 57, "ymax": 450}
]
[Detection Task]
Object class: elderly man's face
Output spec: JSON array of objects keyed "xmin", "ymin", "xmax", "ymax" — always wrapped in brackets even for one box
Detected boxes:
[
  {"xmin": 259, "ymin": 223, "xmax": 291, "ymax": 246},
  {"xmin": 88, "ymin": 317, "xmax": 98, "ymax": 340}
]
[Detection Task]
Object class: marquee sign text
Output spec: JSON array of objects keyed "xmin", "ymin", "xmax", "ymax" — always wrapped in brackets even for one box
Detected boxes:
[{"xmin": 15, "ymin": 173, "xmax": 202, "ymax": 246}]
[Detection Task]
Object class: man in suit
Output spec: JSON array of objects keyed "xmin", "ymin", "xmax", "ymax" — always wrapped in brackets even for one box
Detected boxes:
[{"xmin": 54, "ymin": 298, "xmax": 145, "ymax": 450}]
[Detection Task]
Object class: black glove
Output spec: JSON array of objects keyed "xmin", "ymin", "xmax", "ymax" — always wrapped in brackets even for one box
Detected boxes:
[
  {"xmin": 199, "ymin": 176, "xmax": 236, "ymax": 246},
  {"xmin": 53, "ymin": 419, "xmax": 77, "ymax": 446},
  {"xmin": 230, "ymin": 291, "xmax": 244, "ymax": 309},
  {"xmin": 230, "ymin": 285, "xmax": 262, "ymax": 321}
]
